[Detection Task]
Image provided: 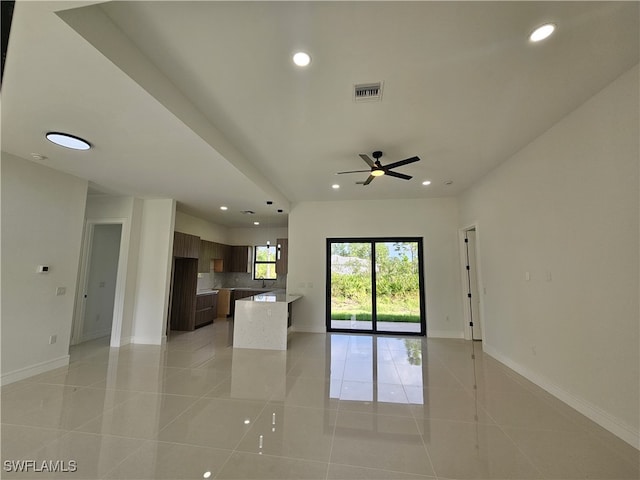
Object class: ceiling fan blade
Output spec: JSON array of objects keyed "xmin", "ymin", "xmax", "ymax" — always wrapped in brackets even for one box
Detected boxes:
[
  {"xmin": 363, "ymin": 174, "xmax": 375, "ymax": 185},
  {"xmin": 336, "ymin": 169, "xmax": 371, "ymax": 174},
  {"xmin": 385, "ymin": 170, "xmax": 412, "ymax": 180},
  {"xmin": 359, "ymin": 154, "xmax": 375, "ymax": 168},
  {"xmin": 383, "ymin": 156, "xmax": 420, "ymax": 170}
]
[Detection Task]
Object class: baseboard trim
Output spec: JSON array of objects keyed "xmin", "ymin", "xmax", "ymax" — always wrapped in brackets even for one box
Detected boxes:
[
  {"xmin": 483, "ymin": 343, "xmax": 639, "ymax": 450},
  {"xmin": 294, "ymin": 325, "xmax": 326, "ymax": 334},
  {"xmin": 1, "ymin": 355, "xmax": 70, "ymax": 386},
  {"xmin": 80, "ymin": 328, "xmax": 112, "ymax": 343},
  {"xmin": 427, "ymin": 330, "xmax": 464, "ymax": 339},
  {"xmin": 131, "ymin": 335, "xmax": 163, "ymax": 345},
  {"xmin": 111, "ymin": 336, "xmax": 132, "ymax": 348}
]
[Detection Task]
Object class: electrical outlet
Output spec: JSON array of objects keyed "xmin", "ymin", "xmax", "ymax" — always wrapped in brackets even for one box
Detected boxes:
[{"xmin": 49, "ymin": 335, "xmax": 57, "ymax": 345}]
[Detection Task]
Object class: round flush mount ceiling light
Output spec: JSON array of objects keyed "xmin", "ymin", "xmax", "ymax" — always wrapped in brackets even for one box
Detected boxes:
[
  {"xmin": 529, "ymin": 23, "xmax": 556, "ymax": 42},
  {"xmin": 292, "ymin": 51, "xmax": 311, "ymax": 67},
  {"xmin": 422, "ymin": 180, "xmax": 431, "ymax": 186},
  {"xmin": 46, "ymin": 132, "xmax": 91, "ymax": 150}
]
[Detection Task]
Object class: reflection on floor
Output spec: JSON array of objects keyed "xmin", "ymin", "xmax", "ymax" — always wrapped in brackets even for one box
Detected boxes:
[
  {"xmin": 1, "ymin": 320, "xmax": 638, "ymax": 479},
  {"xmin": 330, "ymin": 320, "xmax": 422, "ymax": 333}
]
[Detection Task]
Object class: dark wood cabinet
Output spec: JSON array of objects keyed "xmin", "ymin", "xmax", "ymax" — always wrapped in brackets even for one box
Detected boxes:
[
  {"xmin": 199, "ymin": 240, "xmax": 233, "ymax": 273},
  {"xmin": 170, "ymin": 258, "xmax": 198, "ymax": 331},
  {"xmin": 276, "ymin": 238, "xmax": 288, "ymax": 275},
  {"xmin": 174, "ymin": 231, "xmax": 200, "ymax": 259},
  {"xmin": 229, "ymin": 245, "xmax": 251, "ymax": 273},
  {"xmin": 214, "ymin": 242, "xmax": 231, "ymax": 272},
  {"xmin": 195, "ymin": 291, "xmax": 218, "ymax": 328},
  {"xmin": 198, "ymin": 240, "xmax": 214, "ymax": 273}
]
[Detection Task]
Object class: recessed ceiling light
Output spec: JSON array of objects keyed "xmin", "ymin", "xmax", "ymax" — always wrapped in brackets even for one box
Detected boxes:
[
  {"xmin": 422, "ymin": 180, "xmax": 431, "ymax": 186},
  {"xmin": 46, "ymin": 132, "xmax": 91, "ymax": 150},
  {"xmin": 220, "ymin": 206, "xmax": 228, "ymax": 211},
  {"xmin": 292, "ymin": 51, "xmax": 311, "ymax": 67},
  {"xmin": 254, "ymin": 221, "xmax": 260, "ymax": 225},
  {"xmin": 332, "ymin": 184, "xmax": 340, "ymax": 189},
  {"xmin": 529, "ymin": 23, "xmax": 556, "ymax": 42}
]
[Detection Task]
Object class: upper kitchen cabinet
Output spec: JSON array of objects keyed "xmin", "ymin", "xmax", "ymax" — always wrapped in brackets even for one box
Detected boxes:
[
  {"xmin": 198, "ymin": 239, "xmax": 214, "ymax": 273},
  {"xmin": 276, "ymin": 238, "xmax": 288, "ymax": 275},
  {"xmin": 229, "ymin": 245, "xmax": 251, "ymax": 273},
  {"xmin": 199, "ymin": 240, "xmax": 233, "ymax": 273},
  {"xmin": 215, "ymin": 243, "xmax": 231, "ymax": 272},
  {"xmin": 174, "ymin": 231, "xmax": 200, "ymax": 258}
]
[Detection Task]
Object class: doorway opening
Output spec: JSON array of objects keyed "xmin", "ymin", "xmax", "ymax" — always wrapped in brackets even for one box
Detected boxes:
[
  {"xmin": 326, "ymin": 238, "xmax": 426, "ymax": 336},
  {"xmin": 461, "ymin": 226, "xmax": 482, "ymax": 341},
  {"xmin": 72, "ymin": 220, "xmax": 126, "ymax": 347}
]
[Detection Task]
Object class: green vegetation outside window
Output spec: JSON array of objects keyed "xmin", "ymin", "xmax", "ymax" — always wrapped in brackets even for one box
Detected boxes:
[{"xmin": 254, "ymin": 245, "xmax": 277, "ymax": 280}]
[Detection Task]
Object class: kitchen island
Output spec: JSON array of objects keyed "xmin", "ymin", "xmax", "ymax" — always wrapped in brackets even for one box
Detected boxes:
[{"xmin": 233, "ymin": 290, "xmax": 302, "ymax": 350}]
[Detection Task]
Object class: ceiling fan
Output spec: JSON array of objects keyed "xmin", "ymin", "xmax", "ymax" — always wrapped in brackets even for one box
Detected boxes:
[{"xmin": 336, "ymin": 151, "xmax": 420, "ymax": 185}]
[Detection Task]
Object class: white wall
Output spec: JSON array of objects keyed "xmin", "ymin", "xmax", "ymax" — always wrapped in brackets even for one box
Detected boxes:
[
  {"xmin": 83, "ymin": 195, "xmax": 143, "ymax": 346},
  {"xmin": 1, "ymin": 153, "xmax": 88, "ymax": 384},
  {"xmin": 175, "ymin": 210, "xmax": 228, "ymax": 243},
  {"xmin": 227, "ymin": 226, "xmax": 288, "ymax": 247},
  {"xmin": 287, "ymin": 198, "xmax": 463, "ymax": 336},
  {"xmin": 459, "ymin": 65, "xmax": 639, "ymax": 447},
  {"xmin": 131, "ymin": 198, "xmax": 176, "ymax": 344}
]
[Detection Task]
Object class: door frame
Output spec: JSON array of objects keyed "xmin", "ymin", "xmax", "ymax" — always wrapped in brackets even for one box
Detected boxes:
[
  {"xmin": 325, "ymin": 237, "xmax": 426, "ymax": 336},
  {"xmin": 72, "ymin": 217, "xmax": 129, "ymax": 347},
  {"xmin": 459, "ymin": 223, "xmax": 484, "ymax": 341}
]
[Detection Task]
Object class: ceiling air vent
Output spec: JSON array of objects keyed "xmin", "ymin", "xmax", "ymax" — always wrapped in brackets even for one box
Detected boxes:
[{"xmin": 354, "ymin": 82, "xmax": 383, "ymax": 102}]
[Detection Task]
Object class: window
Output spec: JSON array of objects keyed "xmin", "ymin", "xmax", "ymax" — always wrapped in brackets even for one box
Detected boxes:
[{"xmin": 254, "ymin": 245, "xmax": 277, "ymax": 280}]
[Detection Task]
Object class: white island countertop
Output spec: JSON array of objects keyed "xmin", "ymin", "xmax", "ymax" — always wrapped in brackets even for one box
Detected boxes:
[
  {"xmin": 233, "ymin": 290, "xmax": 303, "ymax": 350},
  {"xmin": 237, "ymin": 289, "xmax": 301, "ymax": 303}
]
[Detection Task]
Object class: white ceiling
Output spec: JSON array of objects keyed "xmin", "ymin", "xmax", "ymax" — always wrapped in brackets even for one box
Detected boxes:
[{"xmin": 2, "ymin": 1, "xmax": 638, "ymax": 227}]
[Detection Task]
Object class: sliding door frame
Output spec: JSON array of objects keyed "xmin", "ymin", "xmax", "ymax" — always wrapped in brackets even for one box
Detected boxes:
[{"xmin": 326, "ymin": 237, "xmax": 426, "ymax": 336}]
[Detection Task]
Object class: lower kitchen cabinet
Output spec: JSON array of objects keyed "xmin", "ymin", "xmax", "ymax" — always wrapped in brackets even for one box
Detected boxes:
[{"xmin": 195, "ymin": 291, "xmax": 218, "ymax": 328}]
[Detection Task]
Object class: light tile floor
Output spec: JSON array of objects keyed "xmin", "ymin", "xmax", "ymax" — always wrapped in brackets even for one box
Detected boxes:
[{"xmin": 1, "ymin": 320, "xmax": 638, "ymax": 479}]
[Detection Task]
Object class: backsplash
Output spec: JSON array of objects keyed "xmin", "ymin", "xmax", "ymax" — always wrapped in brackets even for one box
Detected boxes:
[{"xmin": 197, "ymin": 272, "xmax": 286, "ymax": 291}]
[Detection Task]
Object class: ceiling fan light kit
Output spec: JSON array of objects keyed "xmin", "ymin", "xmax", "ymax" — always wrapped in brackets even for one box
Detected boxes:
[{"xmin": 336, "ymin": 150, "xmax": 420, "ymax": 186}]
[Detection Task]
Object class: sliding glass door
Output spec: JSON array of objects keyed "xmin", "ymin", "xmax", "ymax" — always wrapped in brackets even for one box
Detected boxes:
[{"xmin": 327, "ymin": 238, "xmax": 425, "ymax": 335}]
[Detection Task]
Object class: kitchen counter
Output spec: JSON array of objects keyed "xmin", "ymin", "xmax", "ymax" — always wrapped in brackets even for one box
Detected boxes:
[
  {"xmin": 196, "ymin": 289, "xmax": 219, "ymax": 295},
  {"xmin": 233, "ymin": 290, "xmax": 303, "ymax": 350},
  {"xmin": 237, "ymin": 289, "xmax": 301, "ymax": 303}
]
